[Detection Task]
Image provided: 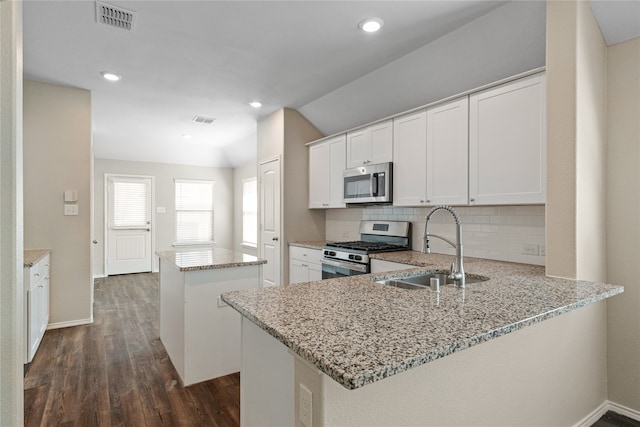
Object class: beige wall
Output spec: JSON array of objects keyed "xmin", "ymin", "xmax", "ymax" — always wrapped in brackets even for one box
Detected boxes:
[
  {"xmin": 23, "ymin": 80, "xmax": 93, "ymax": 328},
  {"xmin": 606, "ymin": 37, "xmax": 640, "ymax": 412},
  {"xmin": 233, "ymin": 161, "xmax": 257, "ymax": 256},
  {"xmin": 257, "ymin": 108, "xmax": 325, "ymax": 284},
  {"xmin": 93, "ymin": 159, "xmax": 234, "ymax": 276},
  {"xmin": 546, "ymin": 0, "xmax": 608, "ymax": 282},
  {"xmin": 0, "ymin": 1, "xmax": 25, "ymax": 424}
]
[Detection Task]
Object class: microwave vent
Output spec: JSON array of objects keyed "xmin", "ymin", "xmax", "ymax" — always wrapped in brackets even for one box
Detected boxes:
[{"xmin": 95, "ymin": 2, "xmax": 137, "ymax": 31}]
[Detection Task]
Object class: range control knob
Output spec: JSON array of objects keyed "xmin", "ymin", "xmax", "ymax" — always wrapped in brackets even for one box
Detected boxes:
[{"xmin": 354, "ymin": 255, "xmax": 362, "ymax": 261}]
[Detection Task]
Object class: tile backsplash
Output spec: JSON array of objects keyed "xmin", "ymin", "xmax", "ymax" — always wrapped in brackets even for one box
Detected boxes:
[{"xmin": 326, "ymin": 205, "xmax": 545, "ymax": 266}]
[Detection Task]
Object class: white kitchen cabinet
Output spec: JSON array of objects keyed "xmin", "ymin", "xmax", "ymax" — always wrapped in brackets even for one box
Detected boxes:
[
  {"xmin": 393, "ymin": 110, "xmax": 427, "ymax": 206},
  {"xmin": 427, "ymin": 97, "xmax": 469, "ymax": 205},
  {"xmin": 469, "ymin": 73, "xmax": 546, "ymax": 205},
  {"xmin": 289, "ymin": 245, "xmax": 322, "ymax": 284},
  {"xmin": 393, "ymin": 97, "xmax": 469, "ymax": 207},
  {"xmin": 346, "ymin": 120, "xmax": 393, "ymax": 168},
  {"xmin": 370, "ymin": 258, "xmax": 414, "ymax": 274},
  {"xmin": 24, "ymin": 252, "xmax": 50, "ymax": 363},
  {"xmin": 309, "ymin": 135, "xmax": 346, "ymax": 209}
]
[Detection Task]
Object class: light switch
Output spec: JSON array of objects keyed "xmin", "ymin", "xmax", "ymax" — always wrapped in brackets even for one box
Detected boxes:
[
  {"xmin": 64, "ymin": 204, "xmax": 79, "ymax": 216},
  {"xmin": 64, "ymin": 190, "xmax": 78, "ymax": 202},
  {"xmin": 156, "ymin": 207, "xmax": 166, "ymax": 214}
]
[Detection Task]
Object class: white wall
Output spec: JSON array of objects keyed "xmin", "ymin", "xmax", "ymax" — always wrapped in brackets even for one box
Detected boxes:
[
  {"xmin": 0, "ymin": 1, "xmax": 24, "ymax": 424},
  {"xmin": 23, "ymin": 80, "xmax": 93, "ymax": 328},
  {"xmin": 93, "ymin": 159, "xmax": 234, "ymax": 276},
  {"xmin": 233, "ymin": 161, "xmax": 257, "ymax": 256},
  {"xmin": 327, "ymin": 205, "xmax": 546, "ymax": 266},
  {"xmin": 299, "ymin": 0, "xmax": 546, "ymax": 136},
  {"xmin": 606, "ymin": 37, "xmax": 640, "ymax": 412}
]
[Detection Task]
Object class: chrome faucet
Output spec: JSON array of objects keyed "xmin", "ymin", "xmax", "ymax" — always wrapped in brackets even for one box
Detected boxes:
[{"xmin": 422, "ymin": 205, "xmax": 465, "ymax": 288}]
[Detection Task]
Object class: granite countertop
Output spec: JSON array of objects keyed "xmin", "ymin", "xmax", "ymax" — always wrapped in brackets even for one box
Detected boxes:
[
  {"xmin": 289, "ymin": 241, "xmax": 333, "ymax": 250},
  {"xmin": 24, "ymin": 249, "xmax": 50, "ymax": 267},
  {"xmin": 222, "ymin": 251, "xmax": 623, "ymax": 390},
  {"xmin": 156, "ymin": 247, "xmax": 266, "ymax": 271}
]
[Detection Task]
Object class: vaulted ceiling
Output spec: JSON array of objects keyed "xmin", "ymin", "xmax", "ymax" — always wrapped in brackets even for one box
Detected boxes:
[{"xmin": 23, "ymin": 1, "xmax": 639, "ymax": 168}]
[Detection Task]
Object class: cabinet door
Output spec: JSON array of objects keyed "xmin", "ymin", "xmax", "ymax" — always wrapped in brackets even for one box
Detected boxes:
[
  {"xmin": 369, "ymin": 120, "xmax": 393, "ymax": 165},
  {"xmin": 308, "ymin": 143, "xmax": 329, "ymax": 208},
  {"xmin": 27, "ymin": 287, "xmax": 40, "ymax": 361},
  {"xmin": 289, "ymin": 259, "xmax": 308, "ymax": 284},
  {"xmin": 469, "ymin": 74, "xmax": 546, "ymax": 205},
  {"xmin": 427, "ymin": 97, "xmax": 469, "ymax": 205},
  {"xmin": 308, "ymin": 263, "xmax": 322, "ymax": 282},
  {"xmin": 393, "ymin": 110, "xmax": 427, "ymax": 206},
  {"xmin": 327, "ymin": 135, "xmax": 346, "ymax": 208},
  {"xmin": 346, "ymin": 128, "xmax": 370, "ymax": 168}
]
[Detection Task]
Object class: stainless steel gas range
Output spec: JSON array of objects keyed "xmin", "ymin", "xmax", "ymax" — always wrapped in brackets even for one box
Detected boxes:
[{"xmin": 321, "ymin": 220, "xmax": 411, "ymax": 279}]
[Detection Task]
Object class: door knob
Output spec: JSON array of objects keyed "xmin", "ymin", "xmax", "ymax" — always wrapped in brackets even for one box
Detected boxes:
[
  {"xmin": 92, "ymin": 240, "xmax": 98, "ymax": 244},
  {"xmin": 272, "ymin": 237, "xmax": 279, "ymax": 241}
]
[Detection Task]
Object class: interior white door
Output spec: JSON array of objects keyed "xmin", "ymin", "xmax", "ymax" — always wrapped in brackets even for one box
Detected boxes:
[
  {"xmin": 259, "ymin": 158, "xmax": 281, "ymax": 287},
  {"xmin": 107, "ymin": 175, "xmax": 153, "ymax": 275}
]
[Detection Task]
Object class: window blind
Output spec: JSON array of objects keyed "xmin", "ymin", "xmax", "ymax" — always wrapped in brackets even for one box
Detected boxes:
[
  {"xmin": 175, "ymin": 180, "xmax": 215, "ymax": 244},
  {"xmin": 113, "ymin": 180, "xmax": 148, "ymax": 227}
]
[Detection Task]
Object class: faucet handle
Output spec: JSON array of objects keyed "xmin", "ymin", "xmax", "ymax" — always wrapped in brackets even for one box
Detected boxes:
[{"xmin": 449, "ymin": 261, "xmax": 456, "ymax": 275}]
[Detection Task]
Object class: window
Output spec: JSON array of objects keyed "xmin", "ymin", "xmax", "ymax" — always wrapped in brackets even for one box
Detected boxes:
[
  {"xmin": 175, "ymin": 179, "xmax": 215, "ymax": 244},
  {"xmin": 242, "ymin": 178, "xmax": 258, "ymax": 246},
  {"xmin": 112, "ymin": 178, "xmax": 149, "ymax": 228}
]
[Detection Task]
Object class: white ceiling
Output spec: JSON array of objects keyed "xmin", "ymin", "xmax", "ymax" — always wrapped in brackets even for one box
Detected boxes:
[{"xmin": 23, "ymin": 1, "xmax": 640, "ymax": 168}]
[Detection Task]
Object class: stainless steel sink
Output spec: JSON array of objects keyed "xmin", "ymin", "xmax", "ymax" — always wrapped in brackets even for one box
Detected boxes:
[{"xmin": 376, "ymin": 272, "xmax": 489, "ymax": 290}]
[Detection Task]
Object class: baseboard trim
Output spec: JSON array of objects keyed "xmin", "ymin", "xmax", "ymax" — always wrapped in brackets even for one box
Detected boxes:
[
  {"xmin": 47, "ymin": 318, "xmax": 94, "ymax": 330},
  {"xmin": 93, "ymin": 274, "xmax": 107, "ymax": 279},
  {"xmin": 574, "ymin": 400, "xmax": 640, "ymax": 427},
  {"xmin": 608, "ymin": 400, "xmax": 640, "ymax": 421}
]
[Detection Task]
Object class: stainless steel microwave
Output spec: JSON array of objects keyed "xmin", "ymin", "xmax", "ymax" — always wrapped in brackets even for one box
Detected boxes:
[{"xmin": 343, "ymin": 162, "xmax": 392, "ymax": 205}]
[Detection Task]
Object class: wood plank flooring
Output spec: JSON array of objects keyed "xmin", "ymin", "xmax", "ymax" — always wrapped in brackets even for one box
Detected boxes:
[{"xmin": 24, "ymin": 273, "xmax": 240, "ymax": 427}]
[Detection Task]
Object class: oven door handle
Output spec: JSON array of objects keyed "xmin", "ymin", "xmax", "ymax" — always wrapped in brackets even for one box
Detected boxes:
[{"xmin": 321, "ymin": 258, "xmax": 368, "ymax": 273}]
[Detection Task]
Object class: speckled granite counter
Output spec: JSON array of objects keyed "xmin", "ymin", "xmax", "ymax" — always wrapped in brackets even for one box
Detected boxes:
[
  {"xmin": 156, "ymin": 247, "xmax": 266, "ymax": 271},
  {"xmin": 222, "ymin": 252, "xmax": 623, "ymax": 390},
  {"xmin": 24, "ymin": 249, "xmax": 50, "ymax": 267},
  {"xmin": 289, "ymin": 241, "xmax": 333, "ymax": 250}
]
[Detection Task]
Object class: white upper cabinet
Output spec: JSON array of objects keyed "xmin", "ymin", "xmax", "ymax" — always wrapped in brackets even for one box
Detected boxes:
[
  {"xmin": 393, "ymin": 97, "xmax": 469, "ymax": 207},
  {"xmin": 346, "ymin": 120, "xmax": 393, "ymax": 168},
  {"xmin": 426, "ymin": 97, "xmax": 469, "ymax": 205},
  {"xmin": 309, "ymin": 135, "xmax": 346, "ymax": 209},
  {"xmin": 393, "ymin": 110, "xmax": 427, "ymax": 206},
  {"xmin": 469, "ymin": 73, "xmax": 546, "ymax": 205}
]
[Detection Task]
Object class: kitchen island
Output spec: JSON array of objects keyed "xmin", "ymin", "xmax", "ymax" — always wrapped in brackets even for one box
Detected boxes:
[
  {"xmin": 157, "ymin": 247, "xmax": 265, "ymax": 386},
  {"xmin": 222, "ymin": 252, "xmax": 623, "ymax": 426}
]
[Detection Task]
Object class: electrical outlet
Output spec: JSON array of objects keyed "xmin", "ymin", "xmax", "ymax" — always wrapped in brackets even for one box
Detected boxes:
[
  {"xmin": 299, "ymin": 383, "xmax": 312, "ymax": 427},
  {"xmin": 522, "ymin": 243, "xmax": 539, "ymax": 256}
]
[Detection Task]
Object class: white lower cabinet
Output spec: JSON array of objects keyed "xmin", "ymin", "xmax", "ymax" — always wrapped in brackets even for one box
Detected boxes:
[
  {"xmin": 24, "ymin": 253, "xmax": 50, "ymax": 363},
  {"xmin": 289, "ymin": 246, "xmax": 322, "ymax": 284},
  {"xmin": 469, "ymin": 73, "xmax": 546, "ymax": 204}
]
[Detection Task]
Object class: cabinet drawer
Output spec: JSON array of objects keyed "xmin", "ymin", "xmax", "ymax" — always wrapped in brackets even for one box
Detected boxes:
[{"xmin": 289, "ymin": 246, "xmax": 322, "ymax": 265}]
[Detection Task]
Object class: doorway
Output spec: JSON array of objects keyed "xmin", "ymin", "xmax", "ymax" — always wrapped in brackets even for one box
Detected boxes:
[{"xmin": 105, "ymin": 174, "xmax": 154, "ymax": 275}]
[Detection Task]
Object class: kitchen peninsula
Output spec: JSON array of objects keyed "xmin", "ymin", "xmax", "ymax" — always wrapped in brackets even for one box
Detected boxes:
[
  {"xmin": 222, "ymin": 252, "xmax": 623, "ymax": 426},
  {"xmin": 157, "ymin": 246, "xmax": 265, "ymax": 386}
]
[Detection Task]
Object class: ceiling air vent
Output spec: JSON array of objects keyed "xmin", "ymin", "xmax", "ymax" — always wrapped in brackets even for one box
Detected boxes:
[
  {"xmin": 192, "ymin": 116, "xmax": 216, "ymax": 124},
  {"xmin": 95, "ymin": 1, "xmax": 137, "ymax": 31}
]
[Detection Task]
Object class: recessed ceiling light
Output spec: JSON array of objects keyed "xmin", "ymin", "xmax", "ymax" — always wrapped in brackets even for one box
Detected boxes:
[
  {"xmin": 182, "ymin": 134, "xmax": 192, "ymax": 139},
  {"xmin": 101, "ymin": 71, "xmax": 121, "ymax": 81},
  {"xmin": 359, "ymin": 17, "xmax": 384, "ymax": 33},
  {"xmin": 249, "ymin": 101, "xmax": 262, "ymax": 108}
]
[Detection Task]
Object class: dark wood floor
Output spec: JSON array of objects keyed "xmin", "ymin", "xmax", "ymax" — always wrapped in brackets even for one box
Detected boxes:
[{"xmin": 24, "ymin": 273, "xmax": 240, "ymax": 427}]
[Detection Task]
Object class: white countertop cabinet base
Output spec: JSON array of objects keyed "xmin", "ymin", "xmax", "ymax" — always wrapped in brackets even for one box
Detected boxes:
[
  {"xmin": 24, "ymin": 253, "xmax": 50, "ymax": 363},
  {"xmin": 289, "ymin": 246, "xmax": 322, "ymax": 284},
  {"xmin": 159, "ymin": 260, "xmax": 261, "ymax": 386}
]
